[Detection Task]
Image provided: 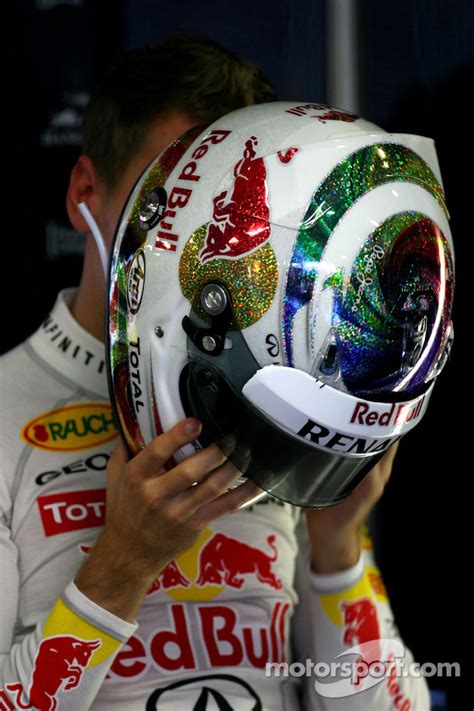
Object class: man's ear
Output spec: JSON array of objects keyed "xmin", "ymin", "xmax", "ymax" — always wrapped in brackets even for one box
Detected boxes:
[{"xmin": 66, "ymin": 155, "xmax": 101, "ymax": 234}]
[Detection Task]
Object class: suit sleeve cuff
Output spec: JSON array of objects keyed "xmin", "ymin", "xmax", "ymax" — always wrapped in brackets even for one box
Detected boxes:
[
  {"xmin": 63, "ymin": 580, "xmax": 138, "ymax": 642},
  {"xmin": 309, "ymin": 552, "xmax": 365, "ymax": 593}
]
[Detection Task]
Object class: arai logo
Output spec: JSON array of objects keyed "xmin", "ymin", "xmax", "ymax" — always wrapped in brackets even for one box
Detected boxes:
[
  {"xmin": 21, "ymin": 403, "xmax": 118, "ymax": 451},
  {"xmin": 127, "ymin": 248, "xmax": 146, "ymax": 315}
]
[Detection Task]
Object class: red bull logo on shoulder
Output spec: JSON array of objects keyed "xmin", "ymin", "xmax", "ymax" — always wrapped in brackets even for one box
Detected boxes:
[
  {"xmin": 341, "ymin": 598, "xmax": 380, "ymax": 648},
  {"xmin": 29, "ymin": 635, "xmax": 101, "ymax": 710},
  {"xmin": 341, "ymin": 598, "xmax": 381, "ymax": 691}
]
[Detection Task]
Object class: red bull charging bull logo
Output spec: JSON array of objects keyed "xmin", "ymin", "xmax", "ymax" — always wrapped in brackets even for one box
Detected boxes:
[
  {"xmin": 179, "ymin": 135, "xmax": 292, "ymax": 330},
  {"xmin": 196, "ymin": 533, "xmax": 282, "ymax": 590},
  {"xmin": 29, "ymin": 636, "xmax": 101, "ymax": 711},
  {"xmin": 151, "ymin": 531, "xmax": 282, "ymax": 599},
  {"xmin": 147, "ymin": 560, "xmax": 191, "ymax": 595},
  {"xmin": 81, "ymin": 530, "xmax": 282, "ymax": 601},
  {"xmin": 199, "ymin": 136, "xmax": 270, "ymax": 263},
  {"xmin": 341, "ymin": 598, "xmax": 381, "ymax": 690},
  {"xmin": 341, "ymin": 599, "xmax": 380, "ymax": 647},
  {"xmin": 78, "ymin": 531, "xmax": 291, "ymax": 681},
  {"xmin": 319, "ymin": 572, "xmax": 383, "ymax": 688},
  {"xmin": 0, "ymin": 637, "xmax": 101, "ymax": 710},
  {"xmin": 318, "ymin": 568, "xmax": 413, "ymax": 705}
]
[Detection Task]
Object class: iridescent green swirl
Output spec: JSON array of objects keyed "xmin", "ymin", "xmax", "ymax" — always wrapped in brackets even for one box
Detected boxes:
[
  {"xmin": 324, "ymin": 212, "xmax": 454, "ymax": 396},
  {"xmin": 282, "ymin": 143, "xmax": 448, "ymax": 378}
]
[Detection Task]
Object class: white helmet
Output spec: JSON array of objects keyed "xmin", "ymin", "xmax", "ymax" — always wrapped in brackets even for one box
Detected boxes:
[{"xmin": 107, "ymin": 101, "xmax": 454, "ymax": 507}]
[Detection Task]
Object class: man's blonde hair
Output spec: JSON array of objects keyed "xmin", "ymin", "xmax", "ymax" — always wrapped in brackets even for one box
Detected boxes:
[{"xmin": 83, "ymin": 33, "xmax": 277, "ymax": 190}]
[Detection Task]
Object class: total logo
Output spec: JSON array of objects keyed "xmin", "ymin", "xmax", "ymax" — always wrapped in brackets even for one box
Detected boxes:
[
  {"xmin": 39, "ymin": 489, "xmax": 106, "ymax": 537},
  {"xmin": 21, "ymin": 403, "xmax": 118, "ymax": 452}
]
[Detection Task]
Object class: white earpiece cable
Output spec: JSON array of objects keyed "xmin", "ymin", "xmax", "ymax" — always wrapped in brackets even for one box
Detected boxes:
[{"xmin": 77, "ymin": 201, "xmax": 109, "ymax": 279}]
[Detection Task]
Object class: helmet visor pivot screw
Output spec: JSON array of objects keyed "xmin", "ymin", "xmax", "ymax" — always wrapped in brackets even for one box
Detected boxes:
[
  {"xmin": 201, "ymin": 284, "xmax": 228, "ymax": 315},
  {"xmin": 202, "ymin": 335, "xmax": 218, "ymax": 352}
]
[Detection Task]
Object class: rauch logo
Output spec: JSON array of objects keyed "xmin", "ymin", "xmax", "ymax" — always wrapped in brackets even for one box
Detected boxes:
[{"xmin": 21, "ymin": 403, "xmax": 118, "ymax": 452}]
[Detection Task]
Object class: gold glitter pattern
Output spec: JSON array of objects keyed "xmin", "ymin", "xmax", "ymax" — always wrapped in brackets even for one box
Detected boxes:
[{"xmin": 179, "ymin": 225, "xmax": 278, "ymax": 328}]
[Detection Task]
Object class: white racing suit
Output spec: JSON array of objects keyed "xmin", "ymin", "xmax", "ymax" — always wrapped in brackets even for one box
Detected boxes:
[{"xmin": 0, "ymin": 290, "xmax": 430, "ymax": 710}]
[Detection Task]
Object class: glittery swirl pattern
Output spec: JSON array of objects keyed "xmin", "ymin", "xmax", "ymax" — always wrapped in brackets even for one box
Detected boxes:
[
  {"xmin": 109, "ymin": 124, "xmax": 206, "ymax": 455},
  {"xmin": 282, "ymin": 143, "xmax": 448, "ymax": 374},
  {"xmin": 324, "ymin": 212, "xmax": 454, "ymax": 397}
]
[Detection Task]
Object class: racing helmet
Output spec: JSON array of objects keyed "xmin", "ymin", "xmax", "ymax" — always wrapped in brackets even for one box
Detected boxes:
[{"xmin": 107, "ymin": 101, "xmax": 454, "ymax": 508}]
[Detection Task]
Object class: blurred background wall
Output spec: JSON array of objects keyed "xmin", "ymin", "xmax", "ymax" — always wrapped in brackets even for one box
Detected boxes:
[{"xmin": 5, "ymin": 1, "xmax": 473, "ymax": 707}]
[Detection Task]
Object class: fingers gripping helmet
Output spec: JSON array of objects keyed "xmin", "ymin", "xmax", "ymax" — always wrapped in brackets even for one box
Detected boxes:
[{"xmin": 107, "ymin": 102, "xmax": 454, "ymax": 508}]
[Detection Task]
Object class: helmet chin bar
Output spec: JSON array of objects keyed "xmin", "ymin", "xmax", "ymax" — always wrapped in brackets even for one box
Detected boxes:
[{"xmin": 178, "ymin": 283, "xmax": 387, "ymax": 508}]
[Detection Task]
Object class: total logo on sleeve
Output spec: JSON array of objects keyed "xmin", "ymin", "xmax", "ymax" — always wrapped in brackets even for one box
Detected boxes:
[{"xmin": 21, "ymin": 403, "xmax": 118, "ymax": 452}]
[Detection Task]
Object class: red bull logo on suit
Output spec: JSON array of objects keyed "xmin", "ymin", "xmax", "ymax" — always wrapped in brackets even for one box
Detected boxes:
[
  {"xmin": 0, "ymin": 637, "xmax": 101, "ymax": 711},
  {"xmin": 29, "ymin": 636, "xmax": 101, "ymax": 711},
  {"xmin": 80, "ymin": 530, "xmax": 284, "ymax": 601},
  {"xmin": 196, "ymin": 533, "xmax": 282, "ymax": 590},
  {"xmin": 150, "ymin": 531, "xmax": 283, "ymax": 598},
  {"xmin": 109, "ymin": 601, "xmax": 290, "ymax": 679},
  {"xmin": 341, "ymin": 599, "xmax": 381, "ymax": 690},
  {"xmin": 83, "ymin": 531, "xmax": 283, "ymax": 599},
  {"xmin": 78, "ymin": 530, "xmax": 292, "ymax": 680}
]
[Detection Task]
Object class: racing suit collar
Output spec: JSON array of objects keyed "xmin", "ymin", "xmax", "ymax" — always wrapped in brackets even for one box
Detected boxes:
[{"xmin": 29, "ymin": 289, "xmax": 108, "ymax": 398}]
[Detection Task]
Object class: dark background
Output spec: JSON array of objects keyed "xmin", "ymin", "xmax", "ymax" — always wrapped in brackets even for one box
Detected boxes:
[{"xmin": 5, "ymin": 0, "xmax": 473, "ymax": 708}]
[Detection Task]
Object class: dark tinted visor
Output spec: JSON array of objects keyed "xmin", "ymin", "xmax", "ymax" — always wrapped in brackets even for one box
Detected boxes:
[{"xmin": 179, "ymin": 357, "xmax": 390, "ymax": 508}]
